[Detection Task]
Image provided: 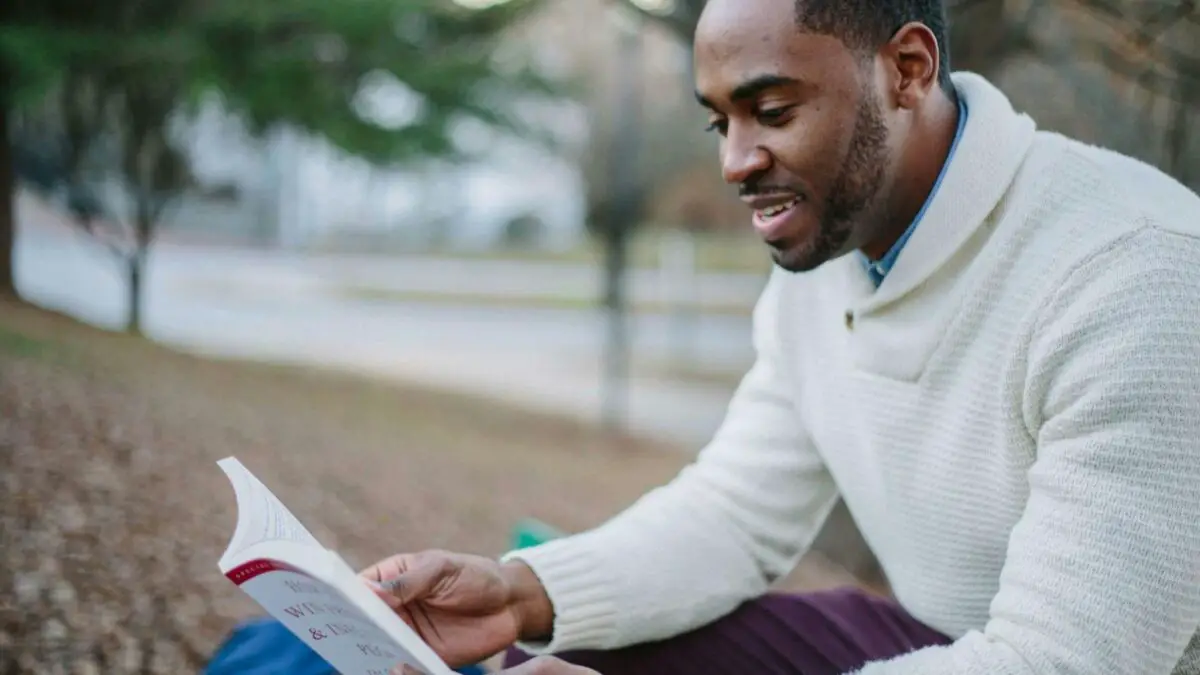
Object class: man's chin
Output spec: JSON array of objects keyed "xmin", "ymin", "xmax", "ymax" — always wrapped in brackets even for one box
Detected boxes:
[
  {"xmin": 769, "ymin": 241, "xmax": 830, "ymax": 273},
  {"xmin": 767, "ymin": 220, "xmax": 857, "ymax": 273}
]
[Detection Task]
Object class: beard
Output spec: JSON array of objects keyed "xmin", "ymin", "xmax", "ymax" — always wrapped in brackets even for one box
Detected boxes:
[{"xmin": 773, "ymin": 86, "xmax": 890, "ymax": 273}]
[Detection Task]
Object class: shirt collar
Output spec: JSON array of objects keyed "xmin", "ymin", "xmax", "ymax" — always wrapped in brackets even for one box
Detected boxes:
[{"xmin": 859, "ymin": 94, "xmax": 969, "ymax": 287}]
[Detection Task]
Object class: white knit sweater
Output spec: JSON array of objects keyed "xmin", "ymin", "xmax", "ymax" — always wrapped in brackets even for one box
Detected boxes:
[{"xmin": 503, "ymin": 73, "xmax": 1200, "ymax": 674}]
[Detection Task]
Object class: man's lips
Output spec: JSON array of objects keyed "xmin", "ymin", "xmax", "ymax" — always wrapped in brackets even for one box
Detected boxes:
[
  {"xmin": 743, "ymin": 193, "xmax": 805, "ymax": 241},
  {"xmin": 742, "ymin": 193, "xmax": 803, "ymax": 217}
]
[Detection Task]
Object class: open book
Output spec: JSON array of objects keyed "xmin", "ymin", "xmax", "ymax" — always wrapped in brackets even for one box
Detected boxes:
[{"xmin": 217, "ymin": 456, "xmax": 453, "ymax": 675}]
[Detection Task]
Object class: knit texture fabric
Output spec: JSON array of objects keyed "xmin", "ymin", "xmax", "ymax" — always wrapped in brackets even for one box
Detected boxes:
[{"xmin": 502, "ymin": 72, "xmax": 1200, "ymax": 674}]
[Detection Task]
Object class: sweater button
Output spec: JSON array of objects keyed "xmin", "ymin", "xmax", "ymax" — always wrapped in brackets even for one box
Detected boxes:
[{"xmin": 844, "ymin": 310, "xmax": 855, "ymax": 330}]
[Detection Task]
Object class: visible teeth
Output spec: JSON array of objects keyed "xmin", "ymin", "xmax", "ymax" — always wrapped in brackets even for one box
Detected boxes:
[{"xmin": 759, "ymin": 198, "xmax": 798, "ymax": 218}]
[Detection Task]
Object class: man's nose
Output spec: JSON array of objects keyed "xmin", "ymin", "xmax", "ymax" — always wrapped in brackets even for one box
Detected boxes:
[{"xmin": 721, "ymin": 129, "xmax": 771, "ymax": 185}]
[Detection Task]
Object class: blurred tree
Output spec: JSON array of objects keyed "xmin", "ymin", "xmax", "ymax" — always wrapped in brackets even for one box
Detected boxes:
[
  {"xmin": 521, "ymin": 0, "xmax": 710, "ymax": 431},
  {"xmin": 0, "ymin": 0, "xmax": 548, "ymax": 327},
  {"xmin": 592, "ymin": 7, "xmax": 646, "ymax": 431}
]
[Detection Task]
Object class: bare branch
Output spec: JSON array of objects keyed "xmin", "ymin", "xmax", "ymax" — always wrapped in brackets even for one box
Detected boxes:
[
  {"xmin": 1019, "ymin": 0, "xmax": 1199, "ymax": 99},
  {"xmin": 65, "ymin": 213, "xmax": 132, "ymax": 260},
  {"xmin": 1063, "ymin": 0, "xmax": 1196, "ymax": 61}
]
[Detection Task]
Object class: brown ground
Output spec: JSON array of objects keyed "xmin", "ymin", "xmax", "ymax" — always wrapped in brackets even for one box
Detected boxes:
[{"xmin": 0, "ymin": 298, "xmax": 867, "ymax": 673}]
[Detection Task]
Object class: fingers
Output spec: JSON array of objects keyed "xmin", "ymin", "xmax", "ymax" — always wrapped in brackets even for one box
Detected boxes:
[
  {"xmin": 360, "ymin": 554, "xmax": 413, "ymax": 587},
  {"xmin": 367, "ymin": 582, "xmax": 405, "ymax": 611},
  {"xmin": 386, "ymin": 556, "xmax": 451, "ymax": 605},
  {"xmin": 360, "ymin": 552, "xmax": 453, "ymax": 605},
  {"xmin": 360, "ymin": 555, "xmax": 412, "ymax": 610}
]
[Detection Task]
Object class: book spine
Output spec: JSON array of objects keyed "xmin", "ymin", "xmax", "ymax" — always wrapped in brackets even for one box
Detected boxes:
[{"xmin": 225, "ymin": 558, "xmax": 306, "ymax": 584}]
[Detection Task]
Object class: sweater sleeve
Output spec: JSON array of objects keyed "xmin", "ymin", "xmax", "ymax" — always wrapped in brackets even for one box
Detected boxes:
[
  {"xmin": 500, "ymin": 269, "xmax": 840, "ymax": 655},
  {"xmin": 854, "ymin": 227, "xmax": 1200, "ymax": 675}
]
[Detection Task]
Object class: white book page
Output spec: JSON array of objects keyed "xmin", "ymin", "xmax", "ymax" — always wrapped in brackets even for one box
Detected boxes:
[
  {"xmin": 216, "ymin": 458, "xmax": 451, "ymax": 673},
  {"xmin": 218, "ymin": 457, "xmax": 322, "ymax": 568},
  {"xmin": 225, "ymin": 542, "xmax": 452, "ymax": 675}
]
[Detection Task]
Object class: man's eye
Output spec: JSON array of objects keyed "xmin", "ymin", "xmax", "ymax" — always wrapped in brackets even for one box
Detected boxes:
[
  {"xmin": 757, "ymin": 107, "xmax": 791, "ymax": 125},
  {"xmin": 704, "ymin": 119, "xmax": 728, "ymax": 135}
]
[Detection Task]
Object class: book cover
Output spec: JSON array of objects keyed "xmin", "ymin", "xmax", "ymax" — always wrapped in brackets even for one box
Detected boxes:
[{"xmin": 217, "ymin": 457, "xmax": 453, "ymax": 675}]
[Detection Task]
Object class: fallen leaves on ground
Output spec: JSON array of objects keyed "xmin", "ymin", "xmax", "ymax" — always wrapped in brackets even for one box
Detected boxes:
[{"xmin": 0, "ymin": 299, "xmax": 866, "ymax": 673}]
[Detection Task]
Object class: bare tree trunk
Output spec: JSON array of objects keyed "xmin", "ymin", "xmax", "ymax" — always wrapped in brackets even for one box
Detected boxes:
[
  {"xmin": 125, "ymin": 252, "xmax": 144, "ymax": 335},
  {"xmin": 125, "ymin": 200, "xmax": 155, "ymax": 336},
  {"xmin": 601, "ymin": 228, "xmax": 630, "ymax": 431},
  {"xmin": 1165, "ymin": 75, "xmax": 1195, "ymax": 187},
  {"xmin": 0, "ymin": 85, "xmax": 17, "ymax": 300},
  {"xmin": 599, "ymin": 13, "xmax": 644, "ymax": 433}
]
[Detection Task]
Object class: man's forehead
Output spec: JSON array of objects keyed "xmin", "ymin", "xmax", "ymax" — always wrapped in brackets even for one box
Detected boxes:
[
  {"xmin": 693, "ymin": 29, "xmax": 851, "ymax": 106},
  {"xmin": 694, "ymin": 0, "xmax": 797, "ymax": 59}
]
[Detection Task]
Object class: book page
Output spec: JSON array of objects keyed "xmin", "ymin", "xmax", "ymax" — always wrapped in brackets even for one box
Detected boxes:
[
  {"xmin": 216, "ymin": 458, "xmax": 452, "ymax": 674},
  {"xmin": 225, "ymin": 549, "xmax": 452, "ymax": 675},
  {"xmin": 218, "ymin": 457, "xmax": 322, "ymax": 566}
]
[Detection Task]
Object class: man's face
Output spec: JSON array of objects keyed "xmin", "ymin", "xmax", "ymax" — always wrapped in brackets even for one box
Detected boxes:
[{"xmin": 693, "ymin": 0, "xmax": 893, "ymax": 273}]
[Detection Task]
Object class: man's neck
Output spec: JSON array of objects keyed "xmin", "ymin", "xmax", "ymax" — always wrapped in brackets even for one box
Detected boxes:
[{"xmin": 860, "ymin": 91, "xmax": 962, "ymax": 261}]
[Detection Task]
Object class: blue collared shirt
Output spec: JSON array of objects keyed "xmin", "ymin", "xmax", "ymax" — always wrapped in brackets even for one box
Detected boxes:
[{"xmin": 859, "ymin": 95, "xmax": 969, "ymax": 287}]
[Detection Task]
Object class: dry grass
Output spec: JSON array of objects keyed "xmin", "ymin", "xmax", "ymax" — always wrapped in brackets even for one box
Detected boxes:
[{"xmin": 0, "ymin": 298, "xmax": 864, "ymax": 673}]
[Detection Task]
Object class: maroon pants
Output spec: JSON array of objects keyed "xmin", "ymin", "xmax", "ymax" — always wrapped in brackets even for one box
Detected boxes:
[{"xmin": 502, "ymin": 588, "xmax": 951, "ymax": 674}]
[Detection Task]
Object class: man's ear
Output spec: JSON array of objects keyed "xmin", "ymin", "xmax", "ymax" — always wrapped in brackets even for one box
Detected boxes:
[{"xmin": 882, "ymin": 22, "xmax": 941, "ymax": 109}]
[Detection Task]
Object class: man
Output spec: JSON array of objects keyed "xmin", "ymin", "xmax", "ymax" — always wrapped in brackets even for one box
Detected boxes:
[{"xmin": 366, "ymin": 0, "xmax": 1200, "ymax": 672}]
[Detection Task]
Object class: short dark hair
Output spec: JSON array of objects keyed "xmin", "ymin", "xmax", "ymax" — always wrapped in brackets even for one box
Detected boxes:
[{"xmin": 795, "ymin": 0, "xmax": 955, "ymax": 95}]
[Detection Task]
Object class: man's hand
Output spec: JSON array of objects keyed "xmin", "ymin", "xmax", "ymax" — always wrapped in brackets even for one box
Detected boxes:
[
  {"xmin": 361, "ymin": 550, "xmax": 554, "ymax": 667},
  {"xmin": 495, "ymin": 656, "xmax": 601, "ymax": 674}
]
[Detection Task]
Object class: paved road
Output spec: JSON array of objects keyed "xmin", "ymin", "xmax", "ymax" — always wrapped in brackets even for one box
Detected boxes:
[{"xmin": 14, "ymin": 222, "xmax": 761, "ymax": 447}]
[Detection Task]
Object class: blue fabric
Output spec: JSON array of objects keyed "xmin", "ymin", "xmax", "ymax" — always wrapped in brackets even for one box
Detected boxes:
[
  {"xmin": 205, "ymin": 617, "xmax": 489, "ymax": 675},
  {"xmin": 859, "ymin": 95, "xmax": 970, "ymax": 287}
]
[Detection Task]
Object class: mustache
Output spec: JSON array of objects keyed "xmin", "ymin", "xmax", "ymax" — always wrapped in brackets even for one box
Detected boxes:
[{"xmin": 739, "ymin": 182, "xmax": 801, "ymax": 198}]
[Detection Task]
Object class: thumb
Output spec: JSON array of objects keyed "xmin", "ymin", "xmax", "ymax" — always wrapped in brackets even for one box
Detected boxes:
[{"xmin": 376, "ymin": 556, "xmax": 453, "ymax": 606}]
